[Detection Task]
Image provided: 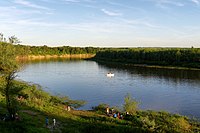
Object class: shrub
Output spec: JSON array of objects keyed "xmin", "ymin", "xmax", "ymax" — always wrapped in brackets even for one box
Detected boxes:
[
  {"xmin": 123, "ymin": 93, "xmax": 138, "ymax": 115},
  {"xmin": 92, "ymin": 103, "xmax": 109, "ymax": 113}
]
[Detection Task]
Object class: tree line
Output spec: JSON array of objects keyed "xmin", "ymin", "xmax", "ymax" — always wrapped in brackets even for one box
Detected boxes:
[
  {"xmin": 94, "ymin": 48, "xmax": 200, "ymax": 68},
  {"xmin": 0, "ymin": 33, "xmax": 103, "ymax": 56},
  {"xmin": 15, "ymin": 45, "xmax": 102, "ymax": 56}
]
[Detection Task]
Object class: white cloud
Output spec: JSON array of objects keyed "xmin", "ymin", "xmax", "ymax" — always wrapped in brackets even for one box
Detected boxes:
[
  {"xmin": 0, "ymin": 6, "xmax": 43, "ymax": 17},
  {"xmin": 151, "ymin": 0, "xmax": 200, "ymax": 7},
  {"xmin": 121, "ymin": 18, "xmax": 161, "ymax": 29},
  {"xmin": 62, "ymin": 0, "xmax": 97, "ymax": 4},
  {"xmin": 14, "ymin": 0, "xmax": 50, "ymax": 10},
  {"xmin": 63, "ymin": 0, "xmax": 80, "ymax": 3},
  {"xmin": 190, "ymin": 0, "xmax": 200, "ymax": 5},
  {"xmin": 101, "ymin": 9, "xmax": 122, "ymax": 16},
  {"xmin": 148, "ymin": 0, "xmax": 185, "ymax": 9}
]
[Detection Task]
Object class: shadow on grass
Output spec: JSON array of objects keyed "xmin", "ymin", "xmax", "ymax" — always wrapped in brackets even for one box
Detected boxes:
[{"xmin": 0, "ymin": 102, "xmax": 147, "ymax": 133}]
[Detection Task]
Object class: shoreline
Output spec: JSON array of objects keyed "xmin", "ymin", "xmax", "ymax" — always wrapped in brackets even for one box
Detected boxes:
[
  {"xmin": 91, "ymin": 58, "xmax": 200, "ymax": 71},
  {"xmin": 17, "ymin": 54, "xmax": 200, "ymax": 71},
  {"xmin": 16, "ymin": 54, "xmax": 95, "ymax": 60}
]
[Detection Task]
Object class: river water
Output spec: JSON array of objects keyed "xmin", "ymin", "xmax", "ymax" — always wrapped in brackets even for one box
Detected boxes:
[{"xmin": 17, "ymin": 59, "xmax": 200, "ymax": 119}]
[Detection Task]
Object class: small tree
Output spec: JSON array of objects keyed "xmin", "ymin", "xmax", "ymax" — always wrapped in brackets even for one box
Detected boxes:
[
  {"xmin": 8, "ymin": 35, "xmax": 21, "ymax": 44},
  {"xmin": 0, "ymin": 33, "xmax": 3, "ymax": 42},
  {"xmin": 123, "ymin": 93, "xmax": 138, "ymax": 115}
]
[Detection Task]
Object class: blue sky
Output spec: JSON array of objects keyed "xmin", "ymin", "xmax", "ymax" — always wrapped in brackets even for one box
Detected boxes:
[{"xmin": 0, "ymin": 0, "xmax": 200, "ymax": 47}]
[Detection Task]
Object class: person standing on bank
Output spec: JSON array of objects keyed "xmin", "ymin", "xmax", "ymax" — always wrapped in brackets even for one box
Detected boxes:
[
  {"xmin": 45, "ymin": 117, "xmax": 49, "ymax": 128},
  {"xmin": 53, "ymin": 118, "xmax": 56, "ymax": 127},
  {"xmin": 106, "ymin": 107, "xmax": 109, "ymax": 115}
]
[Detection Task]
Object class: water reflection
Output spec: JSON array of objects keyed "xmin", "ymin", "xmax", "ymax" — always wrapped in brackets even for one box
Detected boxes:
[
  {"xmin": 20, "ymin": 58, "xmax": 82, "ymax": 64},
  {"xmin": 97, "ymin": 62, "xmax": 200, "ymax": 85}
]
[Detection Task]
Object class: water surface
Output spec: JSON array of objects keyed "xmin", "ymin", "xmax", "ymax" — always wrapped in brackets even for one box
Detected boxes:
[{"xmin": 17, "ymin": 59, "xmax": 200, "ymax": 119}]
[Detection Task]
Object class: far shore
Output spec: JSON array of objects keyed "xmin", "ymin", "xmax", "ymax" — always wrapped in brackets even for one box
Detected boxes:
[
  {"xmin": 16, "ymin": 54, "xmax": 200, "ymax": 71},
  {"xmin": 91, "ymin": 58, "xmax": 200, "ymax": 71},
  {"xmin": 16, "ymin": 54, "xmax": 96, "ymax": 60}
]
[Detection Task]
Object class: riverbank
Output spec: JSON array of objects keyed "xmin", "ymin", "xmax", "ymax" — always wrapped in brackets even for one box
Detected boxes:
[
  {"xmin": 16, "ymin": 54, "xmax": 95, "ymax": 60},
  {"xmin": 91, "ymin": 58, "xmax": 200, "ymax": 71},
  {"xmin": 17, "ymin": 53, "xmax": 200, "ymax": 71},
  {"xmin": 15, "ymin": 45, "xmax": 200, "ymax": 70},
  {"xmin": 0, "ymin": 80, "xmax": 200, "ymax": 133},
  {"xmin": 93, "ymin": 48, "xmax": 200, "ymax": 69}
]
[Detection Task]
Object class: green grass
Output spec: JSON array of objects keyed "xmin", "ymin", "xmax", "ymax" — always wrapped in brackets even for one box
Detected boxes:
[{"xmin": 0, "ymin": 80, "xmax": 200, "ymax": 133}]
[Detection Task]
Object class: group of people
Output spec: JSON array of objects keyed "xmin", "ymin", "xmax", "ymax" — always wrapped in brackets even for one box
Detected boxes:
[
  {"xmin": 106, "ymin": 107, "xmax": 123, "ymax": 119},
  {"xmin": 45, "ymin": 105, "xmax": 70, "ymax": 128},
  {"xmin": 64, "ymin": 105, "xmax": 71, "ymax": 111},
  {"xmin": 45, "ymin": 117, "xmax": 56, "ymax": 128}
]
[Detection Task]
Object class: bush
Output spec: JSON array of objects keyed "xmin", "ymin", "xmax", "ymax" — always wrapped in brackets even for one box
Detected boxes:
[
  {"xmin": 92, "ymin": 103, "xmax": 109, "ymax": 113},
  {"xmin": 123, "ymin": 93, "xmax": 138, "ymax": 115}
]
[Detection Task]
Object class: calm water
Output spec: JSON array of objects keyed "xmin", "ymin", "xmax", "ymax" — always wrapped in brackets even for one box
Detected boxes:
[{"xmin": 17, "ymin": 59, "xmax": 200, "ymax": 119}]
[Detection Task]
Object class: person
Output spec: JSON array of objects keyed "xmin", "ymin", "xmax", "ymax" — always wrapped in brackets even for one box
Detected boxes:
[
  {"xmin": 120, "ymin": 114, "xmax": 123, "ymax": 119},
  {"xmin": 113, "ymin": 113, "xmax": 117, "ymax": 118},
  {"xmin": 15, "ymin": 113, "xmax": 19, "ymax": 121},
  {"xmin": 111, "ymin": 108, "xmax": 114, "ymax": 114},
  {"xmin": 45, "ymin": 117, "xmax": 49, "ymax": 128},
  {"xmin": 117, "ymin": 112, "xmax": 120, "ymax": 119},
  {"xmin": 106, "ymin": 107, "xmax": 109, "ymax": 115},
  {"xmin": 67, "ymin": 106, "xmax": 71, "ymax": 111},
  {"xmin": 53, "ymin": 118, "xmax": 56, "ymax": 127}
]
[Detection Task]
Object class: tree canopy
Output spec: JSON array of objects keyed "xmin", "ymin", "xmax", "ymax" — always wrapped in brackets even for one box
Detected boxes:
[
  {"xmin": 94, "ymin": 48, "xmax": 200, "ymax": 68},
  {"xmin": 0, "ymin": 42, "xmax": 18, "ymax": 73}
]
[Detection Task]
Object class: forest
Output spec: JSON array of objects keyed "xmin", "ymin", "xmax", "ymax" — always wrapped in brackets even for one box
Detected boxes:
[
  {"xmin": 94, "ymin": 48, "xmax": 200, "ymax": 68},
  {"xmin": 14, "ymin": 44, "xmax": 101, "ymax": 56}
]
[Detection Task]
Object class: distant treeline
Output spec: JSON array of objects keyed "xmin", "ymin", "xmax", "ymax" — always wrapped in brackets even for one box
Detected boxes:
[
  {"xmin": 1, "ymin": 42, "xmax": 200, "ymax": 68},
  {"xmin": 14, "ymin": 44, "xmax": 102, "ymax": 56},
  {"xmin": 94, "ymin": 48, "xmax": 200, "ymax": 68}
]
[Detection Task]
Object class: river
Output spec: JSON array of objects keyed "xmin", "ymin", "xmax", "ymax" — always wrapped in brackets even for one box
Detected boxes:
[{"xmin": 17, "ymin": 59, "xmax": 200, "ymax": 119}]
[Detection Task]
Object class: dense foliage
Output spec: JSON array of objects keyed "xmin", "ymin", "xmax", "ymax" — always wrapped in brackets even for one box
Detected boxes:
[
  {"xmin": 94, "ymin": 48, "xmax": 200, "ymax": 68},
  {"xmin": 14, "ymin": 45, "xmax": 102, "ymax": 55},
  {"xmin": 0, "ymin": 42, "xmax": 18, "ymax": 72},
  {"xmin": 0, "ymin": 42, "xmax": 21, "ymax": 120}
]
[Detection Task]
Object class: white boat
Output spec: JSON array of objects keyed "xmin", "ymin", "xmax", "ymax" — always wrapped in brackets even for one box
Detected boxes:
[{"xmin": 106, "ymin": 73, "xmax": 114, "ymax": 77}]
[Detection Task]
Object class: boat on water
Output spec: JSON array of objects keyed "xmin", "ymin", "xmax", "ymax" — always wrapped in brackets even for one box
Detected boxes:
[{"xmin": 106, "ymin": 73, "xmax": 114, "ymax": 77}]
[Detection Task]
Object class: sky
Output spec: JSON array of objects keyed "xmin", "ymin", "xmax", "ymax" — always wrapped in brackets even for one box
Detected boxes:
[{"xmin": 0, "ymin": 0, "xmax": 200, "ymax": 47}]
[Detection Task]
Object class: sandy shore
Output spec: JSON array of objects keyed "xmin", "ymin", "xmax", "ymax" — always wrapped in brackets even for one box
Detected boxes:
[{"xmin": 16, "ymin": 54, "xmax": 95, "ymax": 60}]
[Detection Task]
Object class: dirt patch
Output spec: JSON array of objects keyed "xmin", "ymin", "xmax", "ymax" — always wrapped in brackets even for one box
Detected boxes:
[{"xmin": 20, "ymin": 110, "xmax": 38, "ymax": 116}]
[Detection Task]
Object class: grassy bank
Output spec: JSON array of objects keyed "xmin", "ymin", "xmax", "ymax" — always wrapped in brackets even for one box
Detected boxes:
[{"xmin": 0, "ymin": 80, "xmax": 200, "ymax": 133}]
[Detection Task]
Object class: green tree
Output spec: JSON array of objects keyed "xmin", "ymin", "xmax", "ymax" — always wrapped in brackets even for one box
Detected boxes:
[
  {"xmin": 123, "ymin": 93, "xmax": 138, "ymax": 115},
  {"xmin": 0, "ymin": 33, "xmax": 3, "ymax": 42},
  {"xmin": 8, "ymin": 35, "xmax": 21, "ymax": 44},
  {"xmin": 0, "ymin": 42, "xmax": 21, "ymax": 120},
  {"xmin": 176, "ymin": 50, "xmax": 181, "ymax": 62}
]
